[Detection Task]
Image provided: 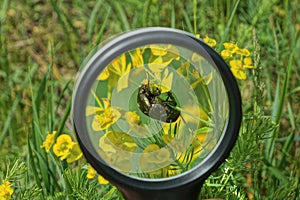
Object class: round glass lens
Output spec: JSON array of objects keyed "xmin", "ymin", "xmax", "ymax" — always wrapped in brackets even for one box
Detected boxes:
[{"xmin": 84, "ymin": 43, "xmax": 229, "ymax": 179}]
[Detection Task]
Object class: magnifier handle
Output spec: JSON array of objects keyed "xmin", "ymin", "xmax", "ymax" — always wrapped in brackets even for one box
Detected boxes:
[{"xmin": 119, "ymin": 181, "xmax": 204, "ymax": 200}]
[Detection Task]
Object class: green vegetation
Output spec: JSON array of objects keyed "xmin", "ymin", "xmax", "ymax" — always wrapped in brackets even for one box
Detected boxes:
[{"xmin": 0, "ymin": 0, "xmax": 299, "ymax": 199}]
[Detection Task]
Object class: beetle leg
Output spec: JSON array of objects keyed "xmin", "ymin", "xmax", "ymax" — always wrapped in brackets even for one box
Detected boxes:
[{"xmin": 166, "ymin": 91, "xmax": 177, "ymax": 106}]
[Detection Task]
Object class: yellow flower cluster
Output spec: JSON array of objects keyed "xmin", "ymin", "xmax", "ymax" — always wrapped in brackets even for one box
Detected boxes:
[
  {"xmin": 41, "ymin": 132, "xmax": 82, "ymax": 163},
  {"xmin": 203, "ymin": 35, "xmax": 217, "ymax": 47},
  {"xmin": 221, "ymin": 42, "xmax": 255, "ymax": 80},
  {"xmin": 0, "ymin": 180, "xmax": 13, "ymax": 200},
  {"xmin": 196, "ymin": 34, "xmax": 217, "ymax": 47},
  {"xmin": 86, "ymin": 164, "xmax": 109, "ymax": 185},
  {"xmin": 197, "ymin": 34, "xmax": 255, "ymax": 80}
]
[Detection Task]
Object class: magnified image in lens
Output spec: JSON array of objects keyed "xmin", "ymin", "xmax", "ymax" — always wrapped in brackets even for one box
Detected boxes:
[{"xmin": 84, "ymin": 43, "xmax": 229, "ymax": 179}]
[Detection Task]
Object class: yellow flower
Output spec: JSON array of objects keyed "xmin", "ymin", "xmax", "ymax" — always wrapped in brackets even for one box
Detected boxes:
[
  {"xmin": 87, "ymin": 164, "xmax": 97, "ymax": 179},
  {"xmin": 109, "ymin": 53, "xmax": 129, "ymax": 76},
  {"xmin": 203, "ymin": 36, "xmax": 217, "ymax": 47},
  {"xmin": 149, "ymin": 44, "xmax": 180, "ymax": 60},
  {"xmin": 196, "ymin": 133, "xmax": 207, "ymax": 143},
  {"xmin": 98, "ymin": 132, "xmax": 134, "ymax": 172},
  {"xmin": 97, "ymin": 68, "xmax": 110, "ymax": 81},
  {"xmin": 195, "ymin": 34, "xmax": 200, "ymax": 39},
  {"xmin": 229, "ymin": 59, "xmax": 246, "ymax": 80},
  {"xmin": 125, "ymin": 111, "xmax": 140, "ymax": 124},
  {"xmin": 235, "ymin": 48, "xmax": 250, "ymax": 56},
  {"xmin": 221, "ymin": 49, "xmax": 232, "ymax": 59},
  {"xmin": 99, "ymin": 134, "xmax": 117, "ymax": 153},
  {"xmin": 231, "ymin": 67, "xmax": 246, "ymax": 80},
  {"xmin": 143, "ymin": 144, "xmax": 160, "ymax": 152},
  {"xmin": 223, "ymin": 42, "xmax": 238, "ymax": 52},
  {"xmin": 86, "ymin": 164, "xmax": 109, "ymax": 184},
  {"xmin": 98, "ymin": 175, "xmax": 109, "ymax": 184},
  {"xmin": 92, "ymin": 107, "xmax": 121, "ymax": 131},
  {"xmin": 106, "ymin": 131, "xmax": 137, "ymax": 152},
  {"xmin": 53, "ymin": 134, "xmax": 75, "ymax": 160},
  {"xmin": 131, "ymin": 48, "xmax": 145, "ymax": 67},
  {"xmin": 229, "ymin": 59, "xmax": 243, "ymax": 69},
  {"xmin": 243, "ymin": 57, "xmax": 255, "ymax": 69},
  {"xmin": 150, "ymin": 45, "xmax": 168, "ymax": 56},
  {"xmin": 0, "ymin": 180, "xmax": 13, "ymax": 200},
  {"xmin": 40, "ymin": 131, "xmax": 57, "ymax": 153},
  {"xmin": 66, "ymin": 143, "xmax": 82, "ymax": 163}
]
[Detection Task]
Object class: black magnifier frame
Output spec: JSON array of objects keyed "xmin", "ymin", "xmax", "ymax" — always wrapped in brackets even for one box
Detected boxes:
[{"xmin": 72, "ymin": 27, "xmax": 242, "ymax": 200}]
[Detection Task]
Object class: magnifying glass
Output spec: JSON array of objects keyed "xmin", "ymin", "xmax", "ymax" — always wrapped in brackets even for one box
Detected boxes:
[{"xmin": 72, "ymin": 27, "xmax": 241, "ymax": 200}]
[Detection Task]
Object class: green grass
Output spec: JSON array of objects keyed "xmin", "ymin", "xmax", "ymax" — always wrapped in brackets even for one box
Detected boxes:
[{"xmin": 0, "ymin": 0, "xmax": 299, "ymax": 199}]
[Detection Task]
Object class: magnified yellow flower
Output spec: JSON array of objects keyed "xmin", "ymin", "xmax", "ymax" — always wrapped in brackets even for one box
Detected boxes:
[
  {"xmin": 203, "ymin": 36, "xmax": 217, "ymax": 47},
  {"xmin": 92, "ymin": 107, "xmax": 121, "ymax": 131},
  {"xmin": 99, "ymin": 134, "xmax": 117, "ymax": 153},
  {"xmin": 125, "ymin": 111, "xmax": 147, "ymax": 136},
  {"xmin": 131, "ymin": 47, "xmax": 145, "ymax": 67},
  {"xmin": 0, "ymin": 180, "xmax": 13, "ymax": 199},
  {"xmin": 99, "ymin": 131, "xmax": 137, "ymax": 154},
  {"xmin": 98, "ymin": 132, "xmax": 134, "ymax": 172},
  {"xmin": 106, "ymin": 131, "xmax": 137, "ymax": 152},
  {"xmin": 110, "ymin": 53, "xmax": 129, "ymax": 76},
  {"xmin": 86, "ymin": 106, "xmax": 103, "ymax": 116},
  {"xmin": 195, "ymin": 34, "xmax": 201, "ymax": 39},
  {"xmin": 149, "ymin": 44, "xmax": 180, "ymax": 60},
  {"xmin": 152, "ymin": 147, "xmax": 170, "ymax": 163},
  {"xmin": 66, "ymin": 143, "xmax": 82, "ymax": 163},
  {"xmin": 125, "ymin": 111, "xmax": 140, "ymax": 125},
  {"xmin": 53, "ymin": 134, "xmax": 75, "ymax": 160},
  {"xmin": 97, "ymin": 68, "xmax": 110, "ymax": 81},
  {"xmin": 40, "ymin": 131, "xmax": 57, "ymax": 153},
  {"xmin": 98, "ymin": 175, "xmax": 109, "ymax": 184},
  {"xmin": 139, "ymin": 144, "xmax": 171, "ymax": 172},
  {"xmin": 150, "ymin": 45, "xmax": 168, "ymax": 56},
  {"xmin": 144, "ymin": 144, "xmax": 160, "ymax": 152},
  {"xmin": 229, "ymin": 59, "xmax": 246, "ymax": 80}
]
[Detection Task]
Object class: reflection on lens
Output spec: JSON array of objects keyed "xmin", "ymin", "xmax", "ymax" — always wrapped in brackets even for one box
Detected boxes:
[{"xmin": 85, "ymin": 44, "xmax": 229, "ymax": 179}]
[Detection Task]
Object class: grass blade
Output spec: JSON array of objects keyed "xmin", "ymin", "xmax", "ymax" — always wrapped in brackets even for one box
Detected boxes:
[
  {"xmin": 57, "ymin": 98, "xmax": 72, "ymax": 136},
  {"xmin": 177, "ymin": 0, "xmax": 193, "ymax": 33},
  {"xmin": 171, "ymin": 0, "xmax": 176, "ymax": 28},
  {"xmin": 87, "ymin": 0, "xmax": 104, "ymax": 47},
  {"xmin": 27, "ymin": 134, "xmax": 43, "ymax": 196},
  {"xmin": 265, "ymin": 50, "xmax": 294, "ymax": 162},
  {"xmin": 0, "ymin": 97, "xmax": 19, "ymax": 147},
  {"xmin": 142, "ymin": 0, "xmax": 151, "ymax": 27},
  {"xmin": 111, "ymin": 1, "xmax": 130, "ymax": 31},
  {"xmin": 263, "ymin": 159, "xmax": 288, "ymax": 184},
  {"xmin": 218, "ymin": 0, "xmax": 240, "ymax": 47},
  {"xmin": 93, "ymin": 6, "xmax": 111, "ymax": 48}
]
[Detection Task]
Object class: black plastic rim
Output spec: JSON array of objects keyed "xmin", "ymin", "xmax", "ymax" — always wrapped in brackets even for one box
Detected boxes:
[{"xmin": 72, "ymin": 27, "xmax": 242, "ymax": 193}]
